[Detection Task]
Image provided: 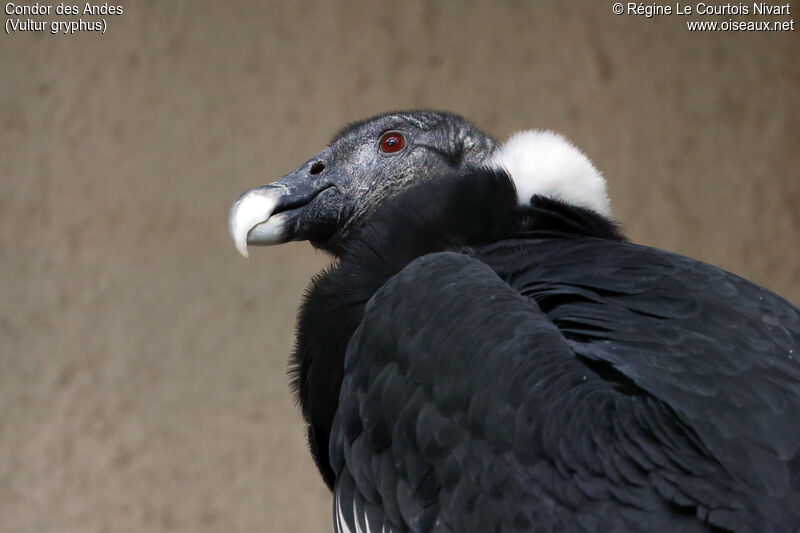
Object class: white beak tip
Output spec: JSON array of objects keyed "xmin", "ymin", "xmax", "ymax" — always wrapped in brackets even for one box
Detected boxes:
[
  {"xmin": 228, "ymin": 187, "xmax": 282, "ymax": 259},
  {"xmin": 234, "ymin": 239, "xmax": 250, "ymax": 258},
  {"xmin": 229, "ymin": 217, "xmax": 252, "ymax": 258}
]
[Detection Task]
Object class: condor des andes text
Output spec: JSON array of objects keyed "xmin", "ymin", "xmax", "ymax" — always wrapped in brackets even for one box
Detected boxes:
[{"xmin": 4, "ymin": 2, "xmax": 123, "ymax": 15}]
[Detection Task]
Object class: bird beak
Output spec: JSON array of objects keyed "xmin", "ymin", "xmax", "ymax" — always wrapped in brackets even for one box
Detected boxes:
[{"xmin": 228, "ymin": 148, "xmax": 338, "ymax": 258}]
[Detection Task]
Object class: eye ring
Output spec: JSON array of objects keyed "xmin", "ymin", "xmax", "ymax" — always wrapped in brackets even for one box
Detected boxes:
[{"xmin": 378, "ymin": 130, "xmax": 407, "ymax": 154}]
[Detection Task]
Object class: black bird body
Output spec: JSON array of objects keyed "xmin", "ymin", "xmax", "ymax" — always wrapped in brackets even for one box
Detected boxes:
[{"xmin": 228, "ymin": 112, "xmax": 800, "ymax": 532}]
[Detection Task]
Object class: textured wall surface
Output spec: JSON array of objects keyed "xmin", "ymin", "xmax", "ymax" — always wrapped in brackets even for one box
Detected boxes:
[{"xmin": 1, "ymin": 1, "xmax": 798, "ymax": 531}]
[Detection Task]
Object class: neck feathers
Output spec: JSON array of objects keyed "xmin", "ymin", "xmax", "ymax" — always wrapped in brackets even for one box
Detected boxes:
[
  {"xmin": 343, "ymin": 155, "xmax": 621, "ymax": 272},
  {"xmin": 489, "ymin": 130, "xmax": 611, "ymax": 218}
]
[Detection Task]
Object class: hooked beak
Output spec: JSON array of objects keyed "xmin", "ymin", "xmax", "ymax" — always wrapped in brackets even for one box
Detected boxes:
[{"xmin": 228, "ymin": 148, "xmax": 340, "ymax": 257}]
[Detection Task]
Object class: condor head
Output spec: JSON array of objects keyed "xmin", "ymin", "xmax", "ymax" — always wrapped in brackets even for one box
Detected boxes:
[{"xmin": 228, "ymin": 111, "xmax": 496, "ymax": 257}]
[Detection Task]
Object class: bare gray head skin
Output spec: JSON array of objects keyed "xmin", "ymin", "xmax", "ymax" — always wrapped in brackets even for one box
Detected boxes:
[{"xmin": 228, "ymin": 111, "xmax": 496, "ymax": 257}]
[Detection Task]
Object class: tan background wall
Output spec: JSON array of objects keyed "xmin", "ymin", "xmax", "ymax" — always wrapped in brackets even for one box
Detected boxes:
[{"xmin": 2, "ymin": 1, "xmax": 798, "ymax": 531}]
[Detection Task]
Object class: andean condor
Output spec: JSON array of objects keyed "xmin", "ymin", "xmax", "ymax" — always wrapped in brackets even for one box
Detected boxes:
[{"xmin": 228, "ymin": 111, "xmax": 800, "ymax": 533}]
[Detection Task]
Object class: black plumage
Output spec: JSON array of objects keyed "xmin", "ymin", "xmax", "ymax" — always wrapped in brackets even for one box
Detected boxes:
[{"xmin": 228, "ymin": 111, "xmax": 800, "ymax": 532}]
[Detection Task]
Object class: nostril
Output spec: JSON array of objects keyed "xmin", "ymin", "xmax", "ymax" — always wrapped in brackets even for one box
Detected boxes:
[{"xmin": 310, "ymin": 161, "xmax": 325, "ymax": 175}]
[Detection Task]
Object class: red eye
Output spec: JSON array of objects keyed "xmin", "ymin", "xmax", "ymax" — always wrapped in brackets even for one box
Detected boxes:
[{"xmin": 379, "ymin": 131, "xmax": 406, "ymax": 154}]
